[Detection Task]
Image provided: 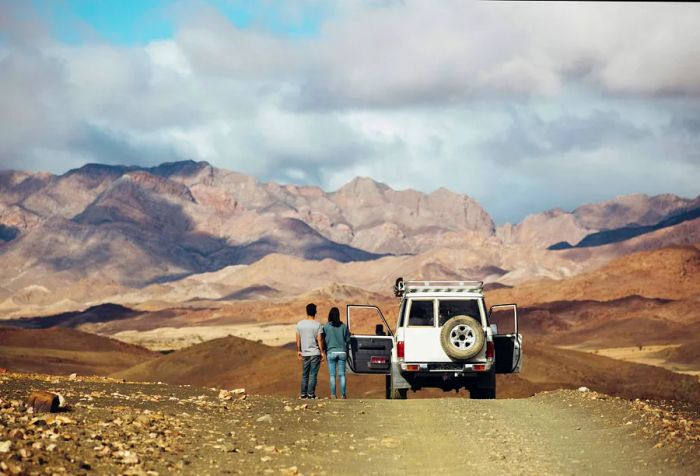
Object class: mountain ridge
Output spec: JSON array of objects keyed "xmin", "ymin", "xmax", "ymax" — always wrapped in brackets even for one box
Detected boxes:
[{"xmin": 1, "ymin": 160, "xmax": 698, "ymax": 317}]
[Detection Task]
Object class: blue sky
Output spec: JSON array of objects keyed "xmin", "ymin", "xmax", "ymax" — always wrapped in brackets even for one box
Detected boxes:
[
  {"xmin": 31, "ymin": 0, "xmax": 327, "ymax": 44},
  {"xmin": 1, "ymin": 1, "xmax": 698, "ymax": 223}
]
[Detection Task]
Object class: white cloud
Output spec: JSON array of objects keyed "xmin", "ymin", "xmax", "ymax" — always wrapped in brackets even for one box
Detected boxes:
[{"xmin": 0, "ymin": 0, "xmax": 698, "ymax": 223}]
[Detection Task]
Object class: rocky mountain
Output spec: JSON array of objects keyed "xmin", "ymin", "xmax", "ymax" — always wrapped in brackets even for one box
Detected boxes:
[
  {"xmin": 0, "ymin": 160, "xmax": 698, "ymax": 317},
  {"xmin": 498, "ymin": 193, "xmax": 699, "ymax": 249}
]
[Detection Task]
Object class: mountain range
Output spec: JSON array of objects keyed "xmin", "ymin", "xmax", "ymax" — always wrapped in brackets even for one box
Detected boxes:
[{"xmin": 0, "ymin": 160, "xmax": 698, "ymax": 317}]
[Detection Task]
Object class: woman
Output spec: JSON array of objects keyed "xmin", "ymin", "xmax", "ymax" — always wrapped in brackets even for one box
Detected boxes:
[{"xmin": 322, "ymin": 307, "xmax": 350, "ymax": 399}]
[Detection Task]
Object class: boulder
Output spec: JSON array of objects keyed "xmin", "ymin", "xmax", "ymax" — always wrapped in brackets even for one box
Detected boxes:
[{"xmin": 26, "ymin": 391, "xmax": 60, "ymax": 413}]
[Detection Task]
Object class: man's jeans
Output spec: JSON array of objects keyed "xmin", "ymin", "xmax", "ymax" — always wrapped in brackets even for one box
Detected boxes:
[
  {"xmin": 300, "ymin": 355, "xmax": 321, "ymax": 397},
  {"xmin": 327, "ymin": 351, "xmax": 347, "ymax": 397}
]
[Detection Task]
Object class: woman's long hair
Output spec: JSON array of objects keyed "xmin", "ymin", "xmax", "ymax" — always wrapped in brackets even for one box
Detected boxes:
[{"xmin": 328, "ymin": 307, "xmax": 341, "ymax": 327}]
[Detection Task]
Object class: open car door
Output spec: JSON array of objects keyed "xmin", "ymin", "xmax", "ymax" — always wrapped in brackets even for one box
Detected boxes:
[
  {"xmin": 346, "ymin": 305, "xmax": 393, "ymax": 374},
  {"xmin": 489, "ymin": 304, "xmax": 522, "ymax": 374}
]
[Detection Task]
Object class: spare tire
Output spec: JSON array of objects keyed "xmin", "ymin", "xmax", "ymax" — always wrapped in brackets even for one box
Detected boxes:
[{"xmin": 440, "ymin": 315, "xmax": 485, "ymax": 360}]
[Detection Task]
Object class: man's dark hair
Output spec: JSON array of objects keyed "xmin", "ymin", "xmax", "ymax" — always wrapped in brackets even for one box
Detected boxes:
[{"xmin": 306, "ymin": 303, "xmax": 317, "ymax": 317}]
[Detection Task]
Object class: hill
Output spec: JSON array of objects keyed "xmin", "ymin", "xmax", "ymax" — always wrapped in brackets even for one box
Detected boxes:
[
  {"xmin": 112, "ymin": 335, "xmax": 700, "ymax": 402},
  {"xmin": 0, "ymin": 327, "xmax": 157, "ymax": 376},
  {"xmin": 112, "ymin": 335, "xmax": 387, "ymax": 398},
  {"xmin": 487, "ymin": 244, "xmax": 700, "ymax": 307}
]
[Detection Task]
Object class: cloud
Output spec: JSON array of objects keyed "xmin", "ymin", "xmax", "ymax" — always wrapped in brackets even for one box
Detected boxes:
[
  {"xmin": 480, "ymin": 109, "xmax": 649, "ymax": 165},
  {"xmin": 173, "ymin": 2, "xmax": 700, "ymax": 108},
  {"xmin": 0, "ymin": 0, "xmax": 698, "ymax": 224}
]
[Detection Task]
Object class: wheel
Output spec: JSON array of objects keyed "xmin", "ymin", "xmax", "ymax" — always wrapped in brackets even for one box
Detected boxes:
[
  {"xmin": 440, "ymin": 315, "xmax": 485, "ymax": 360},
  {"xmin": 471, "ymin": 369, "xmax": 496, "ymax": 399},
  {"xmin": 386, "ymin": 376, "xmax": 408, "ymax": 400},
  {"xmin": 391, "ymin": 388, "xmax": 408, "ymax": 400},
  {"xmin": 470, "ymin": 387, "xmax": 496, "ymax": 399}
]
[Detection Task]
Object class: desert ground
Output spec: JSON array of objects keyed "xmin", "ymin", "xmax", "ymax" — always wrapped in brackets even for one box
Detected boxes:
[{"xmin": 1, "ymin": 372, "xmax": 699, "ymax": 475}]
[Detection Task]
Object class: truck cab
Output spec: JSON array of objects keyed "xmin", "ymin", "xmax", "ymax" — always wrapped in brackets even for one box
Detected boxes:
[{"xmin": 346, "ymin": 279, "xmax": 522, "ymax": 399}]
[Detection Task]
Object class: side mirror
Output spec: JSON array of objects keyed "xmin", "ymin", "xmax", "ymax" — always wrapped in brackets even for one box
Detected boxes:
[
  {"xmin": 490, "ymin": 324, "xmax": 498, "ymax": 335},
  {"xmin": 375, "ymin": 324, "xmax": 385, "ymax": 336}
]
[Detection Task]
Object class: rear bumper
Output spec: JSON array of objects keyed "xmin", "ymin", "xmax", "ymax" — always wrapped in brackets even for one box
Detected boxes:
[{"xmin": 400, "ymin": 361, "xmax": 492, "ymax": 374}]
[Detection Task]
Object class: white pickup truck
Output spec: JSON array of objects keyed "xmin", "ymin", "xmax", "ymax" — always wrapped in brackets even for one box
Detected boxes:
[{"xmin": 346, "ymin": 278, "xmax": 522, "ymax": 399}]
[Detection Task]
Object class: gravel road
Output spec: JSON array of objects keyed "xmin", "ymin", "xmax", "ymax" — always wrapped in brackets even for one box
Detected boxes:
[{"xmin": 1, "ymin": 373, "xmax": 699, "ymax": 475}]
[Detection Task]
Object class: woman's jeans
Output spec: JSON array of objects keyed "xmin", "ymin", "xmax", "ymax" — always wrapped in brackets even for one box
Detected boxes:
[{"xmin": 327, "ymin": 351, "xmax": 347, "ymax": 397}]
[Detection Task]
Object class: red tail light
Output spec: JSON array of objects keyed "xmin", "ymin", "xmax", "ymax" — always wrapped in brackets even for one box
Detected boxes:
[
  {"xmin": 486, "ymin": 341, "xmax": 495, "ymax": 360},
  {"xmin": 397, "ymin": 341, "xmax": 405, "ymax": 359}
]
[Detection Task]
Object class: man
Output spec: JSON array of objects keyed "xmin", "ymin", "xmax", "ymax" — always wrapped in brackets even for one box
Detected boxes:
[{"xmin": 296, "ymin": 303, "xmax": 325, "ymax": 399}]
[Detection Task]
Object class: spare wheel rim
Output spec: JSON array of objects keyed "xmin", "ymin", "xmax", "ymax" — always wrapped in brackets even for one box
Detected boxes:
[{"xmin": 449, "ymin": 324, "xmax": 476, "ymax": 350}]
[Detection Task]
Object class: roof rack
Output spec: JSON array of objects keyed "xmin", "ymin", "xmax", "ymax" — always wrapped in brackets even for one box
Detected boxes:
[{"xmin": 394, "ymin": 278, "xmax": 483, "ymax": 297}]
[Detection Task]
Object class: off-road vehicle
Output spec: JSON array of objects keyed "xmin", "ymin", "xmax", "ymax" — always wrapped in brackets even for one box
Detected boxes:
[{"xmin": 346, "ymin": 278, "xmax": 522, "ymax": 399}]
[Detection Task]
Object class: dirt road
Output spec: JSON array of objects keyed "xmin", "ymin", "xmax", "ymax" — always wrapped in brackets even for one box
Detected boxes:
[{"xmin": 1, "ymin": 374, "xmax": 699, "ymax": 475}]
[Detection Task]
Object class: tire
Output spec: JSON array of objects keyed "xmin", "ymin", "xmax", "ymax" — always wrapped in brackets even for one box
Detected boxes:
[
  {"xmin": 386, "ymin": 376, "xmax": 408, "ymax": 400},
  {"xmin": 470, "ymin": 387, "xmax": 496, "ymax": 399},
  {"xmin": 471, "ymin": 369, "xmax": 496, "ymax": 399},
  {"xmin": 440, "ymin": 315, "xmax": 485, "ymax": 360},
  {"xmin": 392, "ymin": 388, "xmax": 408, "ymax": 400}
]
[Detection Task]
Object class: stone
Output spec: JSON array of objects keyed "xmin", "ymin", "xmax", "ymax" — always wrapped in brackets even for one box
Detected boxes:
[
  {"xmin": 0, "ymin": 441, "xmax": 10, "ymax": 453},
  {"xmin": 117, "ymin": 450, "xmax": 140, "ymax": 464},
  {"xmin": 57, "ymin": 393, "xmax": 67, "ymax": 409},
  {"xmin": 577, "ymin": 387, "xmax": 590, "ymax": 393},
  {"xmin": 256, "ymin": 414, "xmax": 273, "ymax": 423},
  {"xmin": 26, "ymin": 391, "xmax": 60, "ymax": 413},
  {"xmin": 69, "ymin": 373, "xmax": 78, "ymax": 381}
]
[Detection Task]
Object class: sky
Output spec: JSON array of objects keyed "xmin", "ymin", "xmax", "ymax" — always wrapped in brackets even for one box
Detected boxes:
[{"xmin": 0, "ymin": 1, "xmax": 699, "ymax": 223}]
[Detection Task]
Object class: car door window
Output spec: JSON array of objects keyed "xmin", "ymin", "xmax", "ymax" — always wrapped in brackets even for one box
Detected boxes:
[{"xmin": 408, "ymin": 300, "xmax": 434, "ymax": 327}]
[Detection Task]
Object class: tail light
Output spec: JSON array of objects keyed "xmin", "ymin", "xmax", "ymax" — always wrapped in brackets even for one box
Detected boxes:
[
  {"xmin": 397, "ymin": 341, "xmax": 405, "ymax": 359},
  {"xmin": 486, "ymin": 341, "xmax": 495, "ymax": 360}
]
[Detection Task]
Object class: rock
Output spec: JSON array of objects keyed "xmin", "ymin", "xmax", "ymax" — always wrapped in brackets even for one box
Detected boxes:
[
  {"xmin": 57, "ymin": 393, "xmax": 67, "ymax": 409},
  {"xmin": 256, "ymin": 414, "xmax": 273, "ymax": 423},
  {"xmin": 284, "ymin": 406, "xmax": 293, "ymax": 412},
  {"xmin": 232, "ymin": 388, "xmax": 246, "ymax": 396},
  {"xmin": 577, "ymin": 387, "xmax": 590, "ymax": 393},
  {"xmin": 0, "ymin": 441, "xmax": 11, "ymax": 453},
  {"xmin": 26, "ymin": 391, "xmax": 60, "ymax": 413},
  {"xmin": 48, "ymin": 415, "xmax": 76, "ymax": 425},
  {"xmin": 116, "ymin": 450, "xmax": 140, "ymax": 464},
  {"xmin": 69, "ymin": 373, "xmax": 77, "ymax": 381},
  {"xmin": 29, "ymin": 417, "xmax": 48, "ymax": 428},
  {"xmin": 218, "ymin": 390, "xmax": 233, "ymax": 401}
]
